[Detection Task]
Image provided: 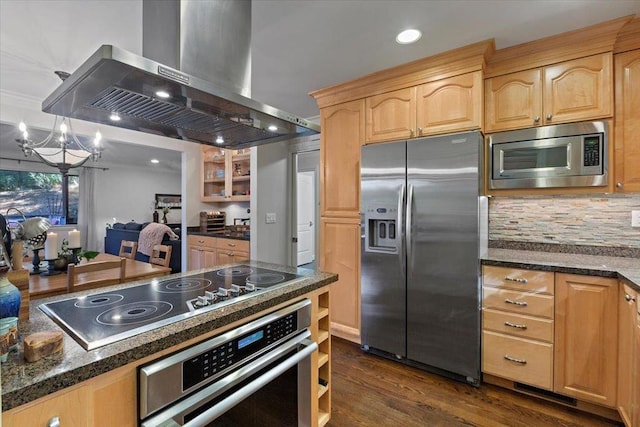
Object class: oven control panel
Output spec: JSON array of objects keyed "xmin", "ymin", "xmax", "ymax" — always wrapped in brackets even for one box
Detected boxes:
[{"xmin": 182, "ymin": 313, "xmax": 297, "ymax": 390}]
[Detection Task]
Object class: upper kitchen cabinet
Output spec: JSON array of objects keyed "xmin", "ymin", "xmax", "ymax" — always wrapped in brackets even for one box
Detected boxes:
[
  {"xmin": 485, "ymin": 53, "xmax": 612, "ymax": 132},
  {"xmin": 365, "ymin": 87, "xmax": 416, "ymax": 143},
  {"xmin": 319, "ymin": 100, "xmax": 364, "ymax": 218},
  {"xmin": 365, "ymin": 71, "xmax": 483, "ymax": 143},
  {"xmin": 614, "ymin": 46, "xmax": 640, "ymax": 192},
  {"xmin": 485, "ymin": 16, "xmax": 631, "ymax": 133},
  {"xmin": 201, "ymin": 146, "xmax": 251, "ymax": 202}
]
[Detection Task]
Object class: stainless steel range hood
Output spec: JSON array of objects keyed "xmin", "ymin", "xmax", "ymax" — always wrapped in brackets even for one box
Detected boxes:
[{"xmin": 41, "ymin": 0, "xmax": 319, "ymax": 149}]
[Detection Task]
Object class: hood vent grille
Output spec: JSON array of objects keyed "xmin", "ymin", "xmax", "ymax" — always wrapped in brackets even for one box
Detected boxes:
[{"xmin": 89, "ymin": 86, "xmax": 279, "ymax": 144}]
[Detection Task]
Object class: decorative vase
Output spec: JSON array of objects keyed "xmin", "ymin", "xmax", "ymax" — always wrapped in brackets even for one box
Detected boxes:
[
  {"xmin": 162, "ymin": 213, "xmax": 168, "ymax": 224},
  {"xmin": 153, "ymin": 210, "xmax": 159, "ymax": 223},
  {"xmin": 0, "ymin": 273, "xmax": 21, "ymax": 319}
]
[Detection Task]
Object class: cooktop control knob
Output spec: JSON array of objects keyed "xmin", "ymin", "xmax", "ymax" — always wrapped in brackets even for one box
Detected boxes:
[
  {"xmin": 217, "ymin": 287, "xmax": 229, "ymax": 297},
  {"xmin": 245, "ymin": 284, "xmax": 256, "ymax": 292},
  {"xmin": 204, "ymin": 291, "xmax": 216, "ymax": 300},
  {"xmin": 196, "ymin": 295, "xmax": 209, "ymax": 307}
]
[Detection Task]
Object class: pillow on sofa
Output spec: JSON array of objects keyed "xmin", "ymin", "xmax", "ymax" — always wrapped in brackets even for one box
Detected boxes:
[
  {"xmin": 124, "ymin": 222, "xmax": 144, "ymax": 231},
  {"xmin": 112, "ymin": 222, "xmax": 126, "ymax": 229}
]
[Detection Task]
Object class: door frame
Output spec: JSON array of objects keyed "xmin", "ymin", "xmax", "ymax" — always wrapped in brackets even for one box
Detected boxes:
[{"xmin": 288, "ymin": 135, "xmax": 320, "ymax": 267}]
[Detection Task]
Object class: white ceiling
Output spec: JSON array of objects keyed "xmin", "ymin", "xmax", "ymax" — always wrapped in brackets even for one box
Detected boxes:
[{"xmin": 1, "ymin": 0, "xmax": 639, "ymax": 168}]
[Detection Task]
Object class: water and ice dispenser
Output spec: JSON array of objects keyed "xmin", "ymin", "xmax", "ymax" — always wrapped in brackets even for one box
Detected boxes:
[{"xmin": 364, "ymin": 205, "xmax": 398, "ymax": 254}]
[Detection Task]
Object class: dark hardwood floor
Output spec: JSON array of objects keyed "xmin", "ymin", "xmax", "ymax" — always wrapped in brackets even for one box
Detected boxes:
[{"xmin": 329, "ymin": 337, "xmax": 621, "ymax": 427}]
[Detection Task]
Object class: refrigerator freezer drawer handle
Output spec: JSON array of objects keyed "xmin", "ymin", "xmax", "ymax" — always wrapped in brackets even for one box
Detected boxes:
[
  {"xmin": 504, "ymin": 354, "xmax": 527, "ymax": 364},
  {"xmin": 504, "ymin": 321, "xmax": 528, "ymax": 330},
  {"xmin": 504, "ymin": 276, "xmax": 528, "ymax": 284},
  {"xmin": 504, "ymin": 299, "xmax": 528, "ymax": 307}
]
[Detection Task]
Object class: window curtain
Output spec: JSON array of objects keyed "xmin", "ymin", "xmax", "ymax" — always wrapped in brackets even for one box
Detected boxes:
[{"xmin": 78, "ymin": 167, "xmax": 98, "ymax": 251}]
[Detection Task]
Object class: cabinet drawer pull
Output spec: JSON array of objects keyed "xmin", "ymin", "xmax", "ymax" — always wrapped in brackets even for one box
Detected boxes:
[
  {"xmin": 504, "ymin": 354, "xmax": 527, "ymax": 364},
  {"xmin": 198, "ymin": 240, "xmax": 205, "ymax": 244},
  {"xmin": 227, "ymin": 243, "xmax": 236, "ymax": 247},
  {"xmin": 48, "ymin": 417, "xmax": 60, "ymax": 427},
  {"xmin": 504, "ymin": 321, "xmax": 528, "ymax": 330},
  {"xmin": 504, "ymin": 276, "xmax": 528, "ymax": 284},
  {"xmin": 625, "ymin": 294, "xmax": 636, "ymax": 302},
  {"xmin": 505, "ymin": 299, "xmax": 528, "ymax": 307}
]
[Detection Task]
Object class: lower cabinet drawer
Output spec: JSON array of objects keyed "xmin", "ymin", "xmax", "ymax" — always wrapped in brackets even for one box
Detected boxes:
[
  {"xmin": 482, "ymin": 287, "xmax": 554, "ymax": 319},
  {"xmin": 483, "ymin": 309, "xmax": 554, "ymax": 342},
  {"xmin": 482, "ymin": 330, "xmax": 553, "ymax": 390}
]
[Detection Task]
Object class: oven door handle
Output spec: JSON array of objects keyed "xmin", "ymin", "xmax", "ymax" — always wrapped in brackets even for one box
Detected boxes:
[{"xmin": 142, "ymin": 332, "xmax": 317, "ymax": 427}]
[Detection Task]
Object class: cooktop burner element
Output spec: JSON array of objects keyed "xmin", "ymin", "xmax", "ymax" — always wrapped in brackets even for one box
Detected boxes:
[
  {"xmin": 246, "ymin": 272, "xmax": 286, "ymax": 286},
  {"xmin": 39, "ymin": 265, "xmax": 305, "ymax": 350},
  {"xmin": 97, "ymin": 301, "xmax": 174, "ymax": 326},
  {"xmin": 154, "ymin": 277, "xmax": 213, "ymax": 293},
  {"xmin": 216, "ymin": 266, "xmax": 254, "ymax": 277}
]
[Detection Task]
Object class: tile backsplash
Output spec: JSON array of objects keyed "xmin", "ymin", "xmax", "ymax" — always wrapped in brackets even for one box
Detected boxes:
[{"xmin": 489, "ymin": 194, "xmax": 640, "ymax": 248}]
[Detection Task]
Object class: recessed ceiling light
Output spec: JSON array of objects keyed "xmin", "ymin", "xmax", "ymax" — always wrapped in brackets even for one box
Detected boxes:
[
  {"xmin": 396, "ymin": 29, "xmax": 422, "ymax": 44},
  {"xmin": 150, "ymin": 159, "xmax": 160, "ymax": 164},
  {"xmin": 268, "ymin": 125, "xmax": 278, "ymax": 132},
  {"xmin": 109, "ymin": 113, "xmax": 121, "ymax": 122},
  {"xmin": 155, "ymin": 90, "xmax": 170, "ymax": 99},
  {"xmin": 215, "ymin": 136, "xmax": 224, "ymax": 144}
]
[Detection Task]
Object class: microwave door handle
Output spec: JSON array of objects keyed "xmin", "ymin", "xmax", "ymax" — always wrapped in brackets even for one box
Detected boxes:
[{"xmin": 183, "ymin": 339, "xmax": 317, "ymax": 427}]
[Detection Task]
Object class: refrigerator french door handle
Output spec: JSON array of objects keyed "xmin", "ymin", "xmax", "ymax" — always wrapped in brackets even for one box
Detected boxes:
[
  {"xmin": 406, "ymin": 183, "xmax": 414, "ymax": 267},
  {"xmin": 398, "ymin": 183, "xmax": 406, "ymax": 274}
]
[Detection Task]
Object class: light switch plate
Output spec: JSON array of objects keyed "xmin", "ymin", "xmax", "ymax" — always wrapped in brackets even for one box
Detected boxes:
[
  {"xmin": 265, "ymin": 213, "xmax": 276, "ymax": 224},
  {"xmin": 632, "ymin": 210, "xmax": 640, "ymax": 228}
]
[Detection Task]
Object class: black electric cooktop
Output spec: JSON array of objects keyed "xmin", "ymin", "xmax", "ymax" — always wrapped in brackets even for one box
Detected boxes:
[{"xmin": 39, "ymin": 265, "xmax": 303, "ymax": 350}]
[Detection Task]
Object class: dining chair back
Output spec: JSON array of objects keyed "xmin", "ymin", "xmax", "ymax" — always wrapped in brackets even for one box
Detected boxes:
[
  {"xmin": 150, "ymin": 244, "xmax": 172, "ymax": 268},
  {"xmin": 67, "ymin": 258, "xmax": 127, "ymax": 293},
  {"xmin": 119, "ymin": 240, "xmax": 138, "ymax": 260}
]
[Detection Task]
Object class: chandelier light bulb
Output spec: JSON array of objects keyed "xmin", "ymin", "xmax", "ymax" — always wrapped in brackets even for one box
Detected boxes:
[
  {"xmin": 60, "ymin": 122, "xmax": 68, "ymax": 134},
  {"xmin": 18, "ymin": 122, "xmax": 27, "ymax": 133},
  {"xmin": 22, "ymin": 131, "xmax": 28, "ymax": 140},
  {"xmin": 94, "ymin": 131, "xmax": 102, "ymax": 146}
]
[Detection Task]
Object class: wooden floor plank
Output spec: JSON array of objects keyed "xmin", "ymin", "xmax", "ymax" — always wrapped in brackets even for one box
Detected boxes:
[{"xmin": 329, "ymin": 337, "xmax": 620, "ymax": 427}]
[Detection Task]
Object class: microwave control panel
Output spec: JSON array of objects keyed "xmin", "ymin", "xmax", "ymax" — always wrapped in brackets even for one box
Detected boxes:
[{"xmin": 583, "ymin": 135, "xmax": 601, "ymax": 167}]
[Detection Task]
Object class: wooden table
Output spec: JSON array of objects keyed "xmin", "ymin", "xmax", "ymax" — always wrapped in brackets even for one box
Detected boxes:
[{"xmin": 27, "ymin": 253, "xmax": 172, "ymax": 299}]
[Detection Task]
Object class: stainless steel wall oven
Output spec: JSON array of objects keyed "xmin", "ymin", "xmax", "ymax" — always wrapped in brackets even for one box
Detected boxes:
[{"xmin": 138, "ymin": 299, "xmax": 316, "ymax": 426}]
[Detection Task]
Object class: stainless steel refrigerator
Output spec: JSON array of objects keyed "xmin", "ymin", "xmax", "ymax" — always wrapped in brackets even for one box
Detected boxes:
[{"xmin": 360, "ymin": 130, "xmax": 487, "ymax": 385}]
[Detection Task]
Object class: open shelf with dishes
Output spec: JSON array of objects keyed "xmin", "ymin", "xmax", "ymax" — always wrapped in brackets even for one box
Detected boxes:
[{"xmin": 201, "ymin": 147, "xmax": 251, "ymax": 202}]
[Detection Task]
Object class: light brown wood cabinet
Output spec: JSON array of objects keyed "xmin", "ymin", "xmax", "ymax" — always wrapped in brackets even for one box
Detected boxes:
[
  {"xmin": 482, "ymin": 266, "xmax": 555, "ymax": 390},
  {"xmin": 614, "ymin": 49, "xmax": 640, "ymax": 193},
  {"xmin": 187, "ymin": 235, "xmax": 217, "ymax": 270},
  {"xmin": 365, "ymin": 71, "xmax": 482, "ymax": 143},
  {"xmin": 618, "ymin": 283, "xmax": 638, "ymax": 427},
  {"xmin": 485, "ymin": 53, "xmax": 613, "ymax": 132},
  {"xmin": 319, "ymin": 218, "xmax": 360, "ymax": 343},
  {"xmin": 554, "ymin": 273, "xmax": 618, "ymax": 407},
  {"xmin": 187, "ymin": 235, "xmax": 250, "ymax": 270},
  {"xmin": 201, "ymin": 146, "xmax": 251, "ymax": 202},
  {"xmin": 320, "ymin": 100, "xmax": 363, "ymax": 218}
]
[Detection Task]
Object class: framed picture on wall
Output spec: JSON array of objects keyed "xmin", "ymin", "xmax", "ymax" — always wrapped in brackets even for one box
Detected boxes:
[{"xmin": 155, "ymin": 194, "xmax": 181, "ymax": 209}]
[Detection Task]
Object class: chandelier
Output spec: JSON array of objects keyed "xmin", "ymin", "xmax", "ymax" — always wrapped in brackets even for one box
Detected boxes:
[{"xmin": 15, "ymin": 71, "xmax": 103, "ymax": 175}]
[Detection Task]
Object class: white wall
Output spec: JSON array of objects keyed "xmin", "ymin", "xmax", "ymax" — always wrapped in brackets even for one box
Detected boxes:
[{"xmin": 252, "ymin": 141, "xmax": 291, "ymax": 265}]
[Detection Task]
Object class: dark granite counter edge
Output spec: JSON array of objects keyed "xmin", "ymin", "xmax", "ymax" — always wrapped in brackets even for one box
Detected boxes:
[
  {"xmin": 482, "ymin": 249, "xmax": 640, "ymax": 293},
  {"xmin": 188, "ymin": 231, "xmax": 250, "ymax": 241},
  {"xmin": 2, "ymin": 264, "xmax": 337, "ymax": 411}
]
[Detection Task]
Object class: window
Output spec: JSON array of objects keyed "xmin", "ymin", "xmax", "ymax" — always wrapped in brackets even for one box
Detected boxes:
[{"xmin": 0, "ymin": 170, "xmax": 79, "ymax": 225}]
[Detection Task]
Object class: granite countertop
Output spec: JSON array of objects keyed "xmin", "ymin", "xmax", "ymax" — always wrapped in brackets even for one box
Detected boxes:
[
  {"xmin": 1, "ymin": 261, "xmax": 337, "ymax": 411},
  {"xmin": 483, "ymin": 248, "xmax": 640, "ymax": 291},
  {"xmin": 188, "ymin": 230, "xmax": 250, "ymax": 241}
]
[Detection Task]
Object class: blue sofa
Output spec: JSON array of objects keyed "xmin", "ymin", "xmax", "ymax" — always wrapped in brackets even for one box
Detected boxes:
[{"xmin": 104, "ymin": 222, "xmax": 182, "ymax": 273}]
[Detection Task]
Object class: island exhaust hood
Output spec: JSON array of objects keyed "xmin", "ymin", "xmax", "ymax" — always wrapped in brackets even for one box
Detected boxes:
[{"xmin": 41, "ymin": 0, "xmax": 319, "ymax": 149}]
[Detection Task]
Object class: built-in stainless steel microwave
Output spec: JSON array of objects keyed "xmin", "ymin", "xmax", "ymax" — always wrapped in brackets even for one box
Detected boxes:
[{"xmin": 489, "ymin": 121, "xmax": 608, "ymax": 189}]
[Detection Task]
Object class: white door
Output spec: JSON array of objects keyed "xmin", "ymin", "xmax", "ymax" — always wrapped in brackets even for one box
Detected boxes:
[{"xmin": 297, "ymin": 171, "xmax": 315, "ymax": 265}]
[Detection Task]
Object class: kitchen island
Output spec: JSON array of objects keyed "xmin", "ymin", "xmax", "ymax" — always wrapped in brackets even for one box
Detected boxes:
[{"xmin": 1, "ymin": 261, "xmax": 337, "ymax": 426}]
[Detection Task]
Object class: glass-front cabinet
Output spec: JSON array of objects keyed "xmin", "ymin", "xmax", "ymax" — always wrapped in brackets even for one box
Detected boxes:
[{"xmin": 201, "ymin": 147, "xmax": 251, "ymax": 202}]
